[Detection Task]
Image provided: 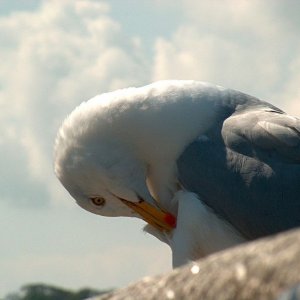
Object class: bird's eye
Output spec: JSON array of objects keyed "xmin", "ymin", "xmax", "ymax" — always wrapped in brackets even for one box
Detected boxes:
[{"xmin": 90, "ymin": 196, "xmax": 106, "ymax": 207}]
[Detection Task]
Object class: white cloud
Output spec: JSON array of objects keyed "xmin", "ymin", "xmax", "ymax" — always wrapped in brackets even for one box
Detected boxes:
[
  {"xmin": 4, "ymin": 0, "xmax": 297, "ymax": 208},
  {"xmin": 1, "ymin": 0, "xmax": 300, "ymax": 296},
  {"xmin": 152, "ymin": 0, "xmax": 300, "ymax": 111},
  {"xmin": 0, "ymin": 2, "xmax": 297, "ymax": 216},
  {"xmin": 0, "ymin": 0, "xmax": 150, "ymax": 207},
  {"xmin": 0, "ymin": 2, "xmax": 170, "ymax": 295}
]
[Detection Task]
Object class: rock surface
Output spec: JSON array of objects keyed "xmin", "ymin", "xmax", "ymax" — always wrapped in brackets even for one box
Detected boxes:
[{"xmin": 92, "ymin": 229, "xmax": 300, "ymax": 300}]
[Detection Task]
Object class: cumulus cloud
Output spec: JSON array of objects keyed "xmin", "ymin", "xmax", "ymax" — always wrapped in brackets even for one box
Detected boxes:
[
  {"xmin": 0, "ymin": 0, "xmax": 150, "ymax": 207},
  {"xmin": 2, "ymin": 0, "xmax": 299, "ymax": 208},
  {"xmin": 1, "ymin": 0, "xmax": 300, "ymax": 295},
  {"xmin": 0, "ymin": 1, "xmax": 173, "ymax": 295},
  {"xmin": 152, "ymin": 0, "xmax": 300, "ymax": 113}
]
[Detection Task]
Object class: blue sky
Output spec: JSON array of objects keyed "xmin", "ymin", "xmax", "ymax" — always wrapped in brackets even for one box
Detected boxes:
[{"xmin": 1, "ymin": 0, "xmax": 300, "ymax": 296}]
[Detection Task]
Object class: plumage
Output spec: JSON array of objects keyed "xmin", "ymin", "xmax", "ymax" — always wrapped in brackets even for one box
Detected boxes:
[
  {"xmin": 54, "ymin": 80, "xmax": 300, "ymax": 267},
  {"xmin": 178, "ymin": 102, "xmax": 300, "ymax": 240}
]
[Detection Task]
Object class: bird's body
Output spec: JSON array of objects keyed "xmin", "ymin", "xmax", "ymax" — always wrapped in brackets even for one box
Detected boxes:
[{"xmin": 55, "ymin": 80, "xmax": 300, "ymax": 267}]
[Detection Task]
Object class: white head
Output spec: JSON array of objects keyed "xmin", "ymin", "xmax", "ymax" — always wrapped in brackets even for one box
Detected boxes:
[
  {"xmin": 54, "ymin": 79, "xmax": 220, "ymax": 233},
  {"xmin": 54, "ymin": 95, "xmax": 176, "ymax": 231}
]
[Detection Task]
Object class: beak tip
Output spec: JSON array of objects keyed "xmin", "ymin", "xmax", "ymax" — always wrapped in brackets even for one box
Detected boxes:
[{"xmin": 164, "ymin": 213, "xmax": 177, "ymax": 228}]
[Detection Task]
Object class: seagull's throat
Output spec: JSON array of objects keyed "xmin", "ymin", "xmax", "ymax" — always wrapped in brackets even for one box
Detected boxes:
[{"xmin": 120, "ymin": 198, "xmax": 176, "ymax": 232}]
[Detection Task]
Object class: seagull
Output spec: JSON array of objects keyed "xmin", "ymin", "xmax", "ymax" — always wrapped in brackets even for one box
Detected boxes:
[{"xmin": 54, "ymin": 80, "xmax": 300, "ymax": 267}]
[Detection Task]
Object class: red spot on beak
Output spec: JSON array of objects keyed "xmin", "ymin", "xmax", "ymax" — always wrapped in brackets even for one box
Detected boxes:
[{"xmin": 164, "ymin": 213, "xmax": 177, "ymax": 228}]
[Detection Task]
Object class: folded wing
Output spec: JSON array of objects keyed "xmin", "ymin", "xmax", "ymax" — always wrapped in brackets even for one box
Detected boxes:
[{"xmin": 177, "ymin": 105, "xmax": 300, "ymax": 240}]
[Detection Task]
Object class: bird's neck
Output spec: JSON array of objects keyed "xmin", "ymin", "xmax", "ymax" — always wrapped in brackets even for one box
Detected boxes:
[{"xmin": 129, "ymin": 97, "xmax": 220, "ymax": 212}]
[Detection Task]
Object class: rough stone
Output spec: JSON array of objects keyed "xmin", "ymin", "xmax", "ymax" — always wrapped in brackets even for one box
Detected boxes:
[{"xmin": 91, "ymin": 229, "xmax": 300, "ymax": 300}]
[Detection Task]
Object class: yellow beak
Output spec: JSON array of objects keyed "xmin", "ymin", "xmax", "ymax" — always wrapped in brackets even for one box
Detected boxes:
[{"xmin": 121, "ymin": 199, "xmax": 176, "ymax": 232}]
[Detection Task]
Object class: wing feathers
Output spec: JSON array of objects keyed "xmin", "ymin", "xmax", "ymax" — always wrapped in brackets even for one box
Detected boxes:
[
  {"xmin": 223, "ymin": 108, "xmax": 300, "ymax": 162},
  {"xmin": 256, "ymin": 120, "xmax": 300, "ymax": 147}
]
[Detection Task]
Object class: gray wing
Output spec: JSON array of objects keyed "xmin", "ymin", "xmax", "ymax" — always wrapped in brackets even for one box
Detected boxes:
[{"xmin": 177, "ymin": 105, "xmax": 300, "ymax": 240}]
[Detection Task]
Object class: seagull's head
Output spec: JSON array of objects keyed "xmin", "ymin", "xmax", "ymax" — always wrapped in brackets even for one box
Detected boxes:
[{"xmin": 54, "ymin": 100, "xmax": 176, "ymax": 233}]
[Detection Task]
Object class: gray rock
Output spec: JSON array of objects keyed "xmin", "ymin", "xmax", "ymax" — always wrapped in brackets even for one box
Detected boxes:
[
  {"xmin": 276, "ymin": 284, "xmax": 300, "ymax": 300},
  {"xmin": 92, "ymin": 229, "xmax": 300, "ymax": 300}
]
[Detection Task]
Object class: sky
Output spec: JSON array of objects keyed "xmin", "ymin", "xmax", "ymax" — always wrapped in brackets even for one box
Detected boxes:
[{"xmin": 1, "ymin": 0, "xmax": 300, "ymax": 296}]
